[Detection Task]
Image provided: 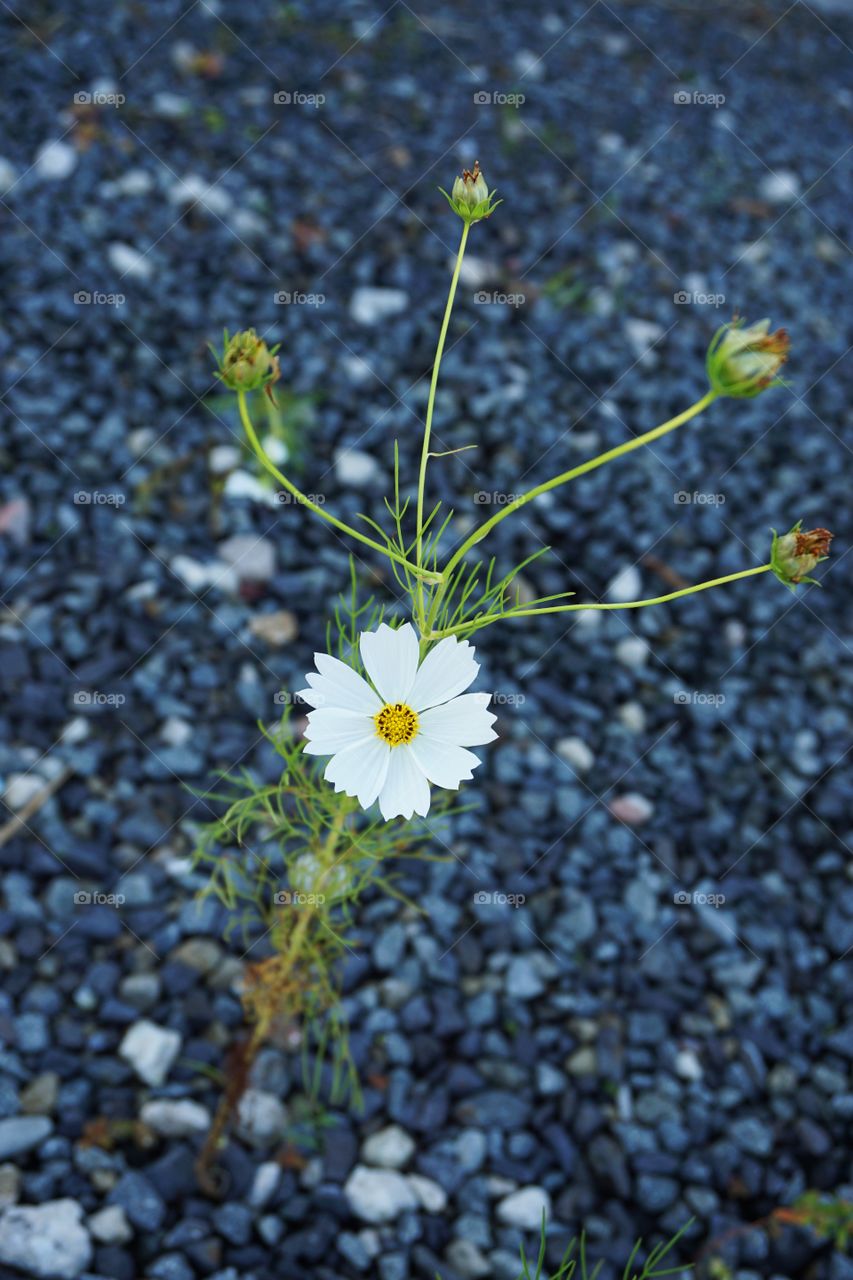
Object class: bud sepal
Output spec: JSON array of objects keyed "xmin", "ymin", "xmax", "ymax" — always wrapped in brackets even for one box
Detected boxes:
[
  {"xmin": 439, "ymin": 161, "xmax": 501, "ymax": 225},
  {"xmin": 770, "ymin": 521, "xmax": 833, "ymax": 589},
  {"xmin": 706, "ymin": 317, "xmax": 790, "ymax": 399},
  {"xmin": 212, "ymin": 328, "xmax": 281, "ymax": 401}
]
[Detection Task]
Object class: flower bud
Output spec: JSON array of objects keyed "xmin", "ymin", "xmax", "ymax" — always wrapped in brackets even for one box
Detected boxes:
[
  {"xmin": 771, "ymin": 521, "xmax": 832, "ymax": 588},
  {"xmin": 213, "ymin": 328, "xmax": 281, "ymax": 398},
  {"xmin": 439, "ymin": 161, "xmax": 501, "ymax": 225},
  {"xmin": 706, "ymin": 317, "xmax": 789, "ymax": 398}
]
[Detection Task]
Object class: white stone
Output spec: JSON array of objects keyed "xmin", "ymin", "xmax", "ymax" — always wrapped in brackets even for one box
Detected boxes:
[
  {"xmin": 513, "ymin": 49, "xmax": 544, "ymax": 80},
  {"xmin": 3, "ymin": 773, "xmax": 44, "ymax": 811},
  {"xmin": 624, "ymin": 318, "xmax": 665, "ymax": 362},
  {"xmin": 447, "ymin": 1237, "xmax": 491, "ymax": 1278},
  {"xmin": 140, "ymin": 1098, "xmax": 210, "ymax": 1136},
  {"xmin": 0, "ymin": 1199, "xmax": 91, "ymax": 1279},
  {"xmin": 119, "ymin": 1020, "xmax": 181, "ymax": 1086},
  {"xmin": 505, "ymin": 955, "xmax": 545, "ymax": 1000},
  {"xmin": 248, "ymin": 610, "xmax": 298, "ymax": 647},
  {"xmin": 759, "ymin": 170, "xmax": 801, "ymax": 203},
  {"xmin": 341, "ymin": 354, "xmax": 375, "ymax": 385},
  {"xmin": 406, "ymin": 1173, "xmax": 447, "ymax": 1213},
  {"xmin": 61, "ymin": 717, "xmax": 89, "ymax": 746},
  {"xmin": 208, "ymin": 444, "xmax": 242, "ymax": 475},
  {"xmin": 248, "ymin": 1161, "xmax": 282, "ymax": 1209},
  {"xmin": 573, "ymin": 607, "xmax": 602, "ymax": 631},
  {"xmin": 113, "ymin": 168, "xmax": 153, "ymax": 197},
  {"xmin": 334, "ymin": 448, "xmax": 380, "ymax": 488},
  {"xmin": 362, "ymin": 1124, "xmax": 415, "ymax": 1168},
  {"xmin": 458, "ymin": 255, "xmax": 500, "ymax": 289},
  {"xmin": 218, "ymin": 534, "xmax": 276, "ymax": 582},
  {"xmin": 350, "ymin": 286, "xmax": 409, "ymax": 326},
  {"xmin": 170, "ymin": 554, "xmax": 234, "ymax": 594},
  {"xmin": 236, "ymin": 1089, "xmax": 288, "ymax": 1147},
  {"xmin": 555, "ymin": 736, "xmax": 594, "ymax": 774},
  {"xmin": 609, "ymin": 792, "xmax": 654, "ymax": 826},
  {"xmin": 606, "ymin": 564, "xmax": 641, "ymax": 602},
  {"xmin": 223, "ymin": 470, "xmax": 280, "ymax": 507},
  {"xmin": 168, "ymin": 174, "xmax": 232, "ymax": 217},
  {"xmin": 616, "ymin": 636, "xmax": 650, "ymax": 669},
  {"xmin": 160, "ymin": 716, "xmax": 193, "ymax": 747},
  {"xmin": 496, "ymin": 1185, "xmax": 552, "ymax": 1231},
  {"xmin": 35, "ymin": 140, "xmax": 77, "ymax": 181},
  {"xmin": 674, "ymin": 1048, "xmax": 703, "ymax": 1081},
  {"xmin": 89, "ymin": 1204, "xmax": 132, "ymax": 1244},
  {"xmin": 0, "ymin": 159, "xmax": 16, "ymax": 194},
  {"xmin": 619, "ymin": 701, "xmax": 646, "ymax": 733},
  {"xmin": 107, "ymin": 242, "xmax": 152, "ymax": 280},
  {"xmin": 344, "ymin": 1165, "xmax": 418, "ymax": 1223},
  {"xmin": 153, "ymin": 92, "xmax": 191, "ymax": 118}
]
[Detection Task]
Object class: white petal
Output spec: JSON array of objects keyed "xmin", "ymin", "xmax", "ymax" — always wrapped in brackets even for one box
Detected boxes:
[
  {"xmin": 419, "ymin": 693, "xmax": 497, "ymax": 746},
  {"xmin": 303, "ymin": 708, "xmax": 375, "ymax": 755},
  {"xmin": 408, "ymin": 636, "xmax": 479, "ymax": 711},
  {"xmin": 360, "ymin": 623, "xmax": 419, "ymax": 703},
  {"xmin": 378, "ymin": 747, "xmax": 431, "ymax": 821},
  {"xmin": 324, "ymin": 737, "xmax": 390, "ymax": 809},
  {"xmin": 409, "ymin": 736, "xmax": 482, "ymax": 789},
  {"xmin": 302, "ymin": 654, "xmax": 381, "ymax": 713}
]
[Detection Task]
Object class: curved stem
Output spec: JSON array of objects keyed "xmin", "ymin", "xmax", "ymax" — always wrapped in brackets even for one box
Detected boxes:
[
  {"xmin": 440, "ymin": 389, "xmax": 719, "ymax": 588},
  {"xmin": 426, "ymin": 564, "xmax": 771, "ymax": 640},
  {"xmin": 237, "ymin": 392, "xmax": 440, "ymax": 583},
  {"xmin": 415, "ymin": 222, "xmax": 470, "ymax": 630}
]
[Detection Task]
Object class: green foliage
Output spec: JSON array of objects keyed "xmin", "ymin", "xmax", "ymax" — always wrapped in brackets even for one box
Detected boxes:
[
  {"xmin": 435, "ymin": 1215, "xmax": 694, "ymax": 1280},
  {"xmin": 205, "ymin": 384, "xmax": 317, "ymax": 478},
  {"xmin": 785, "ymin": 1190, "xmax": 853, "ymax": 1251},
  {"xmin": 190, "ymin": 566, "xmax": 456, "ymax": 1108}
]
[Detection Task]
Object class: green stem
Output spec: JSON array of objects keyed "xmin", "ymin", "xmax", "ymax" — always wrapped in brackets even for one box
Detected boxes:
[
  {"xmin": 440, "ymin": 389, "xmax": 719, "ymax": 588},
  {"xmin": 426, "ymin": 564, "xmax": 771, "ymax": 640},
  {"xmin": 237, "ymin": 392, "xmax": 440, "ymax": 583},
  {"xmin": 415, "ymin": 221, "xmax": 470, "ymax": 632}
]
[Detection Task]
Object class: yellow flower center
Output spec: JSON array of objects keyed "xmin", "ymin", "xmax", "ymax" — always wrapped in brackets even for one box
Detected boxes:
[{"xmin": 374, "ymin": 702, "xmax": 419, "ymax": 747}]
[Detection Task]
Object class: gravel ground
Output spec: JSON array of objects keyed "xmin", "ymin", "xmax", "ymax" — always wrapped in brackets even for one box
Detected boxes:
[{"xmin": 1, "ymin": 2, "xmax": 852, "ymax": 1278}]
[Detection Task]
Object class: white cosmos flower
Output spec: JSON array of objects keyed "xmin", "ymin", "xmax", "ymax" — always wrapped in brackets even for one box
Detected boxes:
[{"xmin": 297, "ymin": 622, "xmax": 497, "ymax": 821}]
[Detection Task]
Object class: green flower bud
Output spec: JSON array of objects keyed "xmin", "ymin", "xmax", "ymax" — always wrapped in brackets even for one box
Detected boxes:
[
  {"xmin": 213, "ymin": 328, "xmax": 281, "ymax": 397},
  {"xmin": 439, "ymin": 161, "xmax": 501, "ymax": 225},
  {"xmin": 771, "ymin": 521, "xmax": 832, "ymax": 589},
  {"xmin": 706, "ymin": 317, "xmax": 790, "ymax": 398}
]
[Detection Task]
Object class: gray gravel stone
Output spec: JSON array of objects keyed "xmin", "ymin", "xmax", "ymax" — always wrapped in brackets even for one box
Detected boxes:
[{"xmin": 0, "ymin": 1116, "xmax": 52, "ymax": 1160}]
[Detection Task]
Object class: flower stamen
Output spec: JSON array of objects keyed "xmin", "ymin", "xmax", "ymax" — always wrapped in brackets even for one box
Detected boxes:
[{"xmin": 374, "ymin": 702, "xmax": 419, "ymax": 747}]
